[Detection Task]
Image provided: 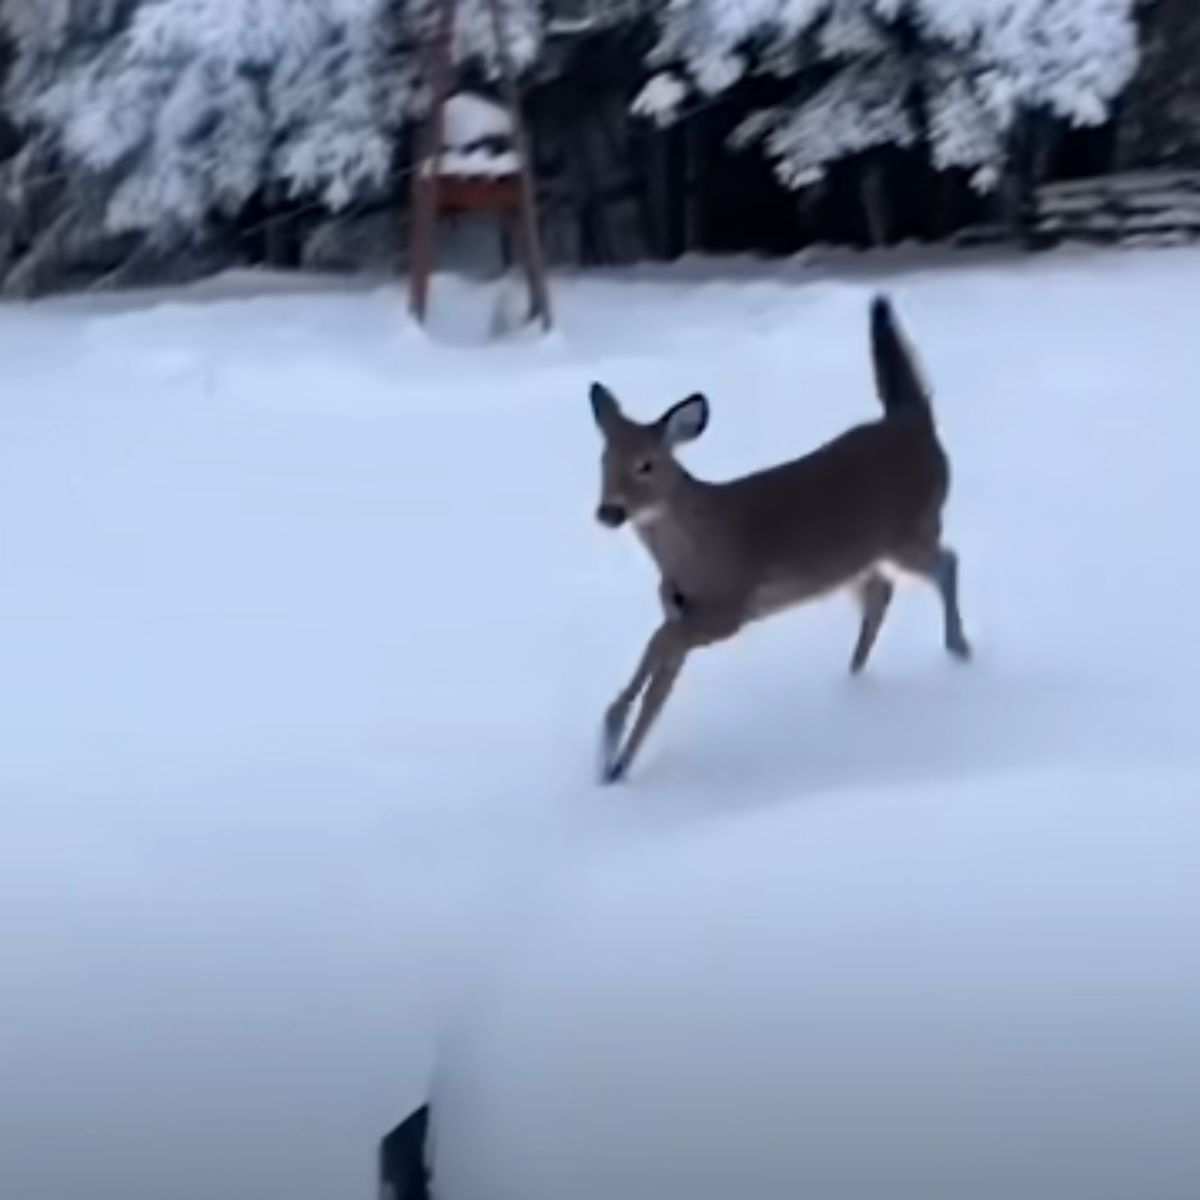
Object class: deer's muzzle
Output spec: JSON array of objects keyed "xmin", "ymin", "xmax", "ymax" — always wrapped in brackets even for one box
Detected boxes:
[{"xmin": 596, "ymin": 503, "xmax": 628, "ymax": 528}]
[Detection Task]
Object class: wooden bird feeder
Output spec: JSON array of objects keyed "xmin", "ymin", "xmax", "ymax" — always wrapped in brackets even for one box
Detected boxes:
[{"xmin": 407, "ymin": 0, "xmax": 552, "ymax": 331}]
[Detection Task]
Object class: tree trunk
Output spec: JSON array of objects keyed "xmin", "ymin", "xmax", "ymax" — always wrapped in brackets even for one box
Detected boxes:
[
  {"xmin": 1002, "ymin": 110, "xmax": 1050, "ymax": 249},
  {"xmin": 2, "ymin": 207, "xmax": 77, "ymax": 296},
  {"xmin": 859, "ymin": 158, "xmax": 890, "ymax": 248}
]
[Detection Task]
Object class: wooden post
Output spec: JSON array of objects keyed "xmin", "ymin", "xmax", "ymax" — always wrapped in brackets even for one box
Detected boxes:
[
  {"xmin": 407, "ymin": 0, "xmax": 458, "ymax": 323},
  {"xmin": 485, "ymin": 0, "xmax": 552, "ymax": 329}
]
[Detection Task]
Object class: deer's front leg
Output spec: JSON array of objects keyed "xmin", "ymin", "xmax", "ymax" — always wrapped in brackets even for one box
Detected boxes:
[
  {"xmin": 599, "ymin": 603, "xmax": 742, "ymax": 785},
  {"xmin": 599, "ymin": 621, "xmax": 681, "ymax": 783},
  {"xmin": 602, "ymin": 646, "xmax": 687, "ymax": 784}
]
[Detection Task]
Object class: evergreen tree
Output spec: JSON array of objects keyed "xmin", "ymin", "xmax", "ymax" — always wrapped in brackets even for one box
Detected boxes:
[
  {"xmin": 0, "ymin": 0, "xmax": 143, "ymax": 290},
  {"xmin": 398, "ymin": 0, "xmax": 543, "ymax": 85},
  {"xmin": 0, "ymin": 0, "xmax": 1161, "ymax": 289},
  {"xmin": 638, "ymin": 0, "xmax": 1140, "ymax": 211},
  {"xmin": 18, "ymin": 0, "xmax": 411, "ymax": 242}
]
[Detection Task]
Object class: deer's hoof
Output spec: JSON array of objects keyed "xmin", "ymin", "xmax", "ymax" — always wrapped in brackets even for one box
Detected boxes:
[
  {"xmin": 598, "ymin": 709, "xmax": 628, "ymax": 783},
  {"xmin": 948, "ymin": 635, "xmax": 973, "ymax": 662},
  {"xmin": 599, "ymin": 755, "xmax": 628, "ymax": 786}
]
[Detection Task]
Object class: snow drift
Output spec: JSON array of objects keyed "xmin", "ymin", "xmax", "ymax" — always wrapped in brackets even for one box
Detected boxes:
[{"xmin": 431, "ymin": 766, "xmax": 1200, "ymax": 1200}]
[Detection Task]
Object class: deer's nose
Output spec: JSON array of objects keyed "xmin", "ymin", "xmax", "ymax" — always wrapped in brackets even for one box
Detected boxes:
[{"xmin": 596, "ymin": 503, "xmax": 627, "ymax": 528}]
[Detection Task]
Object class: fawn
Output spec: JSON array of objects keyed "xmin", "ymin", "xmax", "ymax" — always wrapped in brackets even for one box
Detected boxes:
[{"xmin": 589, "ymin": 294, "xmax": 971, "ymax": 784}]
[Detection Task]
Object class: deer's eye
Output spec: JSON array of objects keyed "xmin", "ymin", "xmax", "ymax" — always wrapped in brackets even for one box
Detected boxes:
[{"xmin": 635, "ymin": 459, "xmax": 655, "ymax": 477}]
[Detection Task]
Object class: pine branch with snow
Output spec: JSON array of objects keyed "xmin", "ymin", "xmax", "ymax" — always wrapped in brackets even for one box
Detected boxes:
[
  {"xmin": 268, "ymin": 2, "xmax": 414, "ymax": 212},
  {"xmin": 397, "ymin": 0, "xmax": 544, "ymax": 99},
  {"xmin": 3, "ymin": 0, "xmax": 411, "ymax": 246},
  {"xmin": 638, "ymin": 0, "xmax": 1141, "ymax": 198},
  {"xmin": 631, "ymin": 73, "xmax": 690, "ymax": 127},
  {"xmin": 735, "ymin": 58, "xmax": 919, "ymax": 190}
]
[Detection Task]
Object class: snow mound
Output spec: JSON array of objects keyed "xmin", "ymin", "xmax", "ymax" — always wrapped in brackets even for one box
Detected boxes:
[
  {"xmin": 443, "ymin": 92, "xmax": 513, "ymax": 148},
  {"xmin": 422, "ymin": 149, "xmax": 520, "ymax": 179},
  {"xmin": 427, "ymin": 92, "xmax": 519, "ymax": 178},
  {"xmin": 432, "ymin": 766, "xmax": 1200, "ymax": 1200}
]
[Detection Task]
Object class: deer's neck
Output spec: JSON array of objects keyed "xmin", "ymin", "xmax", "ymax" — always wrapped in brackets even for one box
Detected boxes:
[{"xmin": 633, "ymin": 474, "xmax": 726, "ymax": 592}]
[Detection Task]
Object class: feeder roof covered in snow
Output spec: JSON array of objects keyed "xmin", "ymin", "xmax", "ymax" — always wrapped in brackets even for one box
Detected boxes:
[{"xmin": 425, "ymin": 92, "xmax": 518, "ymax": 179}]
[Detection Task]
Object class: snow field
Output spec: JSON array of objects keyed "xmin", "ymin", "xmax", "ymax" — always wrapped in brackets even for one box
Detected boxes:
[{"xmin": 2, "ymin": 248, "xmax": 1200, "ymax": 1200}]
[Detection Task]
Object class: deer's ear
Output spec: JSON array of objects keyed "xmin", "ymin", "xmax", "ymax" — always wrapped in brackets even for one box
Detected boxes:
[
  {"xmin": 660, "ymin": 393, "xmax": 709, "ymax": 448},
  {"xmin": 590, "ymin": 382, "xmax": 621, "ymax": 433}
]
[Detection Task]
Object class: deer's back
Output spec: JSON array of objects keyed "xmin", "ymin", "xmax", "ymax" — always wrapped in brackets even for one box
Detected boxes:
[{"xmin": 721, "ymin": 413, "xmax": 949, "ymax": 600}]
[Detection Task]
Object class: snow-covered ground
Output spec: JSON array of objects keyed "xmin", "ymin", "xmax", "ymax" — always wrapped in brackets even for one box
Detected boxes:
[
  {"xmin": 433, "ymin": 766, "xmax": 1200, "ymax": 1200},
  {"xmin": 3, "ymin": 248, "xmax": 1200, "ymax": 1200}
]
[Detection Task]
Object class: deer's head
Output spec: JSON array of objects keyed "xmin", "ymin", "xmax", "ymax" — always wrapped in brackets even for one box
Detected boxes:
[{"xmin": 589, "ymin": 383, "xmax": 709, "ymax": 529}]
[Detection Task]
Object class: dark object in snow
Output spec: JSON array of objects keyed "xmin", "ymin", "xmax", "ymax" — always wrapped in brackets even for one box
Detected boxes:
[{"xmin": 379, "ymin": 1105, "xmax": 431, "ymax": 1200}]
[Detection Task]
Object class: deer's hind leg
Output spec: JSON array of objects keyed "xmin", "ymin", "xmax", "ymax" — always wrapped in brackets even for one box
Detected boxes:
[
  {"xmin": 890, "ymin": 540, "xmax": 972, "ymax": 661},
  {"xmin": 849, "ymin": 571, "xmax": 895, "ymax": 674}
]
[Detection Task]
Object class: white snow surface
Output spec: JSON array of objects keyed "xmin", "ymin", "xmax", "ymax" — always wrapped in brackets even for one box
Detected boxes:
[
  {"xmin": 426, "ymin": 95, "xmax": 518, "ymax": 178},
  {"xmin": 423, "ymin": 149, "xmax": 520, "ymax": 179},
  {"xmin": 3, "ymin": 248, "xmax": 1200, "ymax": 1200},
  {"xmin": 433, "ymin": 767, "xmax": 1200, "ymax": 1200}
]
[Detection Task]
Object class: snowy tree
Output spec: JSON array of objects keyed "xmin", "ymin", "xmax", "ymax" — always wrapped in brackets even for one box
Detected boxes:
[
  {"xmin": 2, "ymin": 0, "xmax": 138, "ymax": 104},
  {"xmin": 396, "ymin": 0, "xmax": 544, "ymax": 117},
  {"xmin": 0, "ymin": 0, "xmax": 1156, "ymax": 288},
  {"xmin": 17, "ymin": 0, "xmax": 413, "ymax": 242},
  {"xmin": 265, "ymin": 0, "xmax": 416, "ymax": 212},
  {"xmin": 0, "ymin": 0, "xmax": 143, "ymax": 290},
  {"xmin": 0, "ymin": 0, "xmax": 560, "ymax": 289},
  {"xmin": 638, "ymin": 0, "xmax": 1141, "ymax": 219},
  {"xmin": 0, "ymin": 0, "xmax": 412, "ymax": 280}
]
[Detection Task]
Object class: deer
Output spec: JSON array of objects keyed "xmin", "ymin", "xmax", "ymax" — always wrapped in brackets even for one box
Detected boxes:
[{"xmin": 589, "ymin": 294, "xmax": 971, "ymax": 784}]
